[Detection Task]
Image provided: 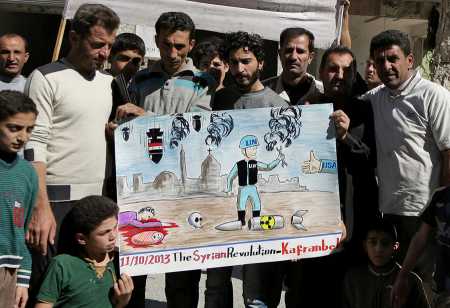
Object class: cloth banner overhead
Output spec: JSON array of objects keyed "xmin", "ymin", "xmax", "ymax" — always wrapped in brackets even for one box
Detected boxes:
[
  {"xmin": 63, "ymin": 0, "xmax": 340, "ymax": 48},
  {"xmin": 115, "ymin": 104, "xmax": 343, "ymax": 275}
]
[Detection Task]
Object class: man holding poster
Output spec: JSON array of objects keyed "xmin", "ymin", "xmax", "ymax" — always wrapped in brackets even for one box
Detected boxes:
[{"xmin": 113, "ymin": 11, "xmax": 215, "ymax": 308}]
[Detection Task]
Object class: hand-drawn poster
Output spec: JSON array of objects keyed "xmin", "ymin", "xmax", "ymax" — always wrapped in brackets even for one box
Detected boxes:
[{"xmin": 115, "ymin": 104, "xmax": 342, "ymax": 275}]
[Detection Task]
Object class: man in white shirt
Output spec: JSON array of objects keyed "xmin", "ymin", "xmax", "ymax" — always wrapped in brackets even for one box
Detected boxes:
[
  {"xmin": 23, "ymin": 4, "xmax": 120, "ymax": 305},
  {"xmin": 363, "ymin": 29, "xmax": 450, "ymax": 289}
]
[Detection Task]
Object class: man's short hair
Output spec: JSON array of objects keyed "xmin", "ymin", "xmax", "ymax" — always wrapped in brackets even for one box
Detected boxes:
[
  {"xmin": 0, "ymin": 90, "xmax": 37, "ymax": 122},
  {"xmin": 224, "ymin": 31, "xmax": 265, "ymax": 63},
  {"xmin": 191, "ymin": 37, "xmax": 225, "ymax": 68},
  {"xmin": 319, "ymin": 45, "xmax": 357, "ymax": 75},
  {"xmin": 370, "ymin": 30, "xmax": 411, "ymax": 58},
  {"xmin": 155, "ymin": 12, "xmax": 195, "ymax": 39},
  {"xmin": 365, "ymin": 218, "xmax": 398, "ymax": 243},
  {"xmin": 111, "ymin": 32, "xmax": 146, "ymax": 57},
  {"xmin": 0, "ymin": 33, "xmax": 29, "ymax": 52},
  {"xmin": 279, "ymin": 27, "xmax": 315, "ymax": 53},
  {"xmin": 71, "ymin": 3, "xmax": 120, "ymax": 38}
]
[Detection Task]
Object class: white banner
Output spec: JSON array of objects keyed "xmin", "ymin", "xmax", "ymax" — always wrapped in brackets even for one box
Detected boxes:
[
  {"xmin": 63, "ymin": 0, "xmax": 340, "ymax": 48},
  {"xmin": 120, "ymin": 232, "xmax": 342, "ymax": 275}
]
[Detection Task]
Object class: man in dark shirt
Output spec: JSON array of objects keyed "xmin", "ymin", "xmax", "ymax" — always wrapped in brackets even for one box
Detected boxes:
[{"xmin": 298, "ymin": 45, "xmax": 379, "ymax": 307}]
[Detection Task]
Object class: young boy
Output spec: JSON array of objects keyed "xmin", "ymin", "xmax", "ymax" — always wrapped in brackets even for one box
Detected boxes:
[
  {"xmin": 343, "ymin": 219, "xmax": 429, "ymax": 308},
  {"xmin": 0, "ymin": 90, "xmax": 38, "ymax": 308},
  {"xmin": 392, "ymin": 186, "xmax": 450, "ymax": 308},
  {"xmin": 35, "ymin": 195, "xmax": 133, "ymax": 308}
]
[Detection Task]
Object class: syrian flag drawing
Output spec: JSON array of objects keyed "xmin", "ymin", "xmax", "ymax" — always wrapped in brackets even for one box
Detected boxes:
[{"xmin": 147, "ymin": 128, "xmax": 164, "ymax": 163}]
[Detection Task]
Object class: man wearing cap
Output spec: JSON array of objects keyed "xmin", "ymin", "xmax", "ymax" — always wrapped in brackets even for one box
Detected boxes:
[{"xmin": 226, "ymin": 135, "xmax": 284, "ymax": 226}]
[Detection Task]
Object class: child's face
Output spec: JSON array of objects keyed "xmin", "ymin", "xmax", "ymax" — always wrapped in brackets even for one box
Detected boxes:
[
  {"xmin": 364, "ymin": 230, "xmax": 398, "ymax": 267},
  {"xmin": 0, "ymin": 112, "xmax": 36, "ymax": 153},
  {"xmin": 82, "ymin": 216, "xmax": 118, "ymax": 256}
]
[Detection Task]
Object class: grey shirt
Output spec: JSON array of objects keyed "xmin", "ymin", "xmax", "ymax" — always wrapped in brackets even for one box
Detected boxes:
[
  {"xmin": 362, "ymin": 71, "xmax": 450, "ymax": 216},
  {"xmin": 0, "ymin": 74, "xmax": 27, "ymax": 92},
  {"xmin": 234, "ymin": 87, "xmax": 288, "ymax": 109}
]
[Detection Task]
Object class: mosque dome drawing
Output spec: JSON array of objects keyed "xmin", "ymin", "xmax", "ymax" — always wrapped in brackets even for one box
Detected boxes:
[{"xmin": 153, "ymin": 171, "xmax": 180, "ymax": 193}]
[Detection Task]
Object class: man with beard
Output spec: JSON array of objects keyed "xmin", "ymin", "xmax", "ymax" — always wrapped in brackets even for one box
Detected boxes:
[
  {"xmin": 298, "ymin": 46, "xmax": 378, "ymax": 308},
  {"xmin": 224, "ymin": 31, "xmax": 287, "ymax": 109},
  {"xmin": 0, "ymin": 34, "xmax": 29, "ymax": 92},
  {"xmin": 315, "ymin": 46, "xmax": 378, "ymax": 252},
  {"xmin": 23, "ymin": 4, "xmax": 120, "ymax": 305},
  {"xmin": 362, "ymin": 30, "xmax": 450, "ymax": 302},
  {"xmin": 221, "ymin": 31, "xmax": 287, "ymax": 308}
]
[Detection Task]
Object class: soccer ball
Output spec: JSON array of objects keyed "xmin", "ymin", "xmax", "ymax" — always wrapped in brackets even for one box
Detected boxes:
[{"xmin": 260, "ymin": 215, "xmax": 276, "ymax": 230}]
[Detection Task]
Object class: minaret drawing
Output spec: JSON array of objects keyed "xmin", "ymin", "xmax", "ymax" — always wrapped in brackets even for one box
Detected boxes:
[{"xmin": 180, "ymin": 145, "xmax": 187, "ymax": 187}]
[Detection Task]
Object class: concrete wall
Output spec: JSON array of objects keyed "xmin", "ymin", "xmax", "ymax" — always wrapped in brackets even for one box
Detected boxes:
[{"xmin": 349, "ymin": 15, "xmax": 427, "ymax": 76}]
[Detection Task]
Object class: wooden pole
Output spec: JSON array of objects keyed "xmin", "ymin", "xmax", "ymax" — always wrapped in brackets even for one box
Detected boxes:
[{"xmin": 52, "ymin": 17, "xmax": 67, "ymax": 62}]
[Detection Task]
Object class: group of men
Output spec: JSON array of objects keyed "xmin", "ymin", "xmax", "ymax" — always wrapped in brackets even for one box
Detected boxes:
[{"xmin": 1, "ymin": 1, "xmax": 450, "ymax": 308}]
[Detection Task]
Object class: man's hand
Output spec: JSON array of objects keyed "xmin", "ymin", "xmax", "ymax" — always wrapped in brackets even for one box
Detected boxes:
[
  {"xmin": 302, "ymin": 150, "xmax": 321, "ymax": 174},
  {"xmin": 15, "ymin": 286, "xmax": 28, "ymax": 308},
  {"xmin": 106, "ymin": 121, "xmax": 118, "ymax": 139},
  {"xmin": 25, "ymin": 200, "xmax": 56, "ymax": 255},
  {"xmin": 330, "ymin": 110, "xmax": 350, "ymax": 141},
  {"xmin": 116, "ymin": 103, "xmax": 145, "ymax": 120},
  {"xmin": 341, "ymin": 0, "xmax": 350, "ymax": 14},
  {"xmin": 112, "ymin": 274, "xmax": 134, "ymax": 308},
  {"xmin": 391, "ymin": 271, "xmax": 410, "ymax": 308}
]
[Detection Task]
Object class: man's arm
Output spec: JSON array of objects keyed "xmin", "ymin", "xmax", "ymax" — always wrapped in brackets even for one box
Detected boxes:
[
  {"xmin": 25, "ymin": 162, "xmax": 56, "ymax": 255},
  {"xmin": 24, "ymin": 69, "xmax": 57, "ymax": 256},
  {"xmin": 428, "ymin": 85, "xmax": 450, "ymax": 185},
  {"xmin": 340, "ymin": 0, "xmax": 351, "ymax": 48},
  {"xmin": 35, "ymin": 303, "xmax": 53, "ymax": 308},
  {"xmin": 440, "ymin": 149, "xmax": 450, "ymax": 186},
  {"xmin": 257, "ymin": 159, "xmax": 281, "ymax": 171},
  {"xmin": 391, "ymin": 223, "xmax": 433, "ymax": 308}
]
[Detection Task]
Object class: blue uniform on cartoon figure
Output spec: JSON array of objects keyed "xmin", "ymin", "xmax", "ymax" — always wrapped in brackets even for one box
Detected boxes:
[{"xmin": 226, "ymin": 135, "xmax": 283, "ymax": 226}]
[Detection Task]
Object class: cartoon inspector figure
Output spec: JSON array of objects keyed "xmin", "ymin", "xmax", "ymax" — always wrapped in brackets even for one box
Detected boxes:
[{"xmin": 225, "ymin": 135, "xmax": 284, "ymax": 227}]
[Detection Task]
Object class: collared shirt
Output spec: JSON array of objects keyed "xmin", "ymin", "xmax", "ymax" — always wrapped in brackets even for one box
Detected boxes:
[
  {"xmin": 131, "ymin": 58, "xmax": 215, "ymax": 115},
  {"xmin": 263, "ymin": 73, "xmax": 323, "ymax": 105},
  {"xmin": 362, "ymin": 71, "xmax": 450, "ymax": 216}
]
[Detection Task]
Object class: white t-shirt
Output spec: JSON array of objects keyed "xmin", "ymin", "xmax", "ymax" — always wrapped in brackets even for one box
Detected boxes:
[{"xmin": 362, "ymin": 71, "xmax": 450, "ymax": 216}]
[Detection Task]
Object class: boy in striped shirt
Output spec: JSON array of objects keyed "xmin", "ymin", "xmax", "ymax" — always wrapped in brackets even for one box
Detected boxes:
[{"xmin": 0, "ymin": 90, "xmax": 38, "ymax": 308}]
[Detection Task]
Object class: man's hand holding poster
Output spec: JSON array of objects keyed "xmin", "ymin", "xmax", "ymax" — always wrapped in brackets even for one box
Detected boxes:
[{"xmin": 115, "ymin": 104, "xmax": 343, "ymax": 276}]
